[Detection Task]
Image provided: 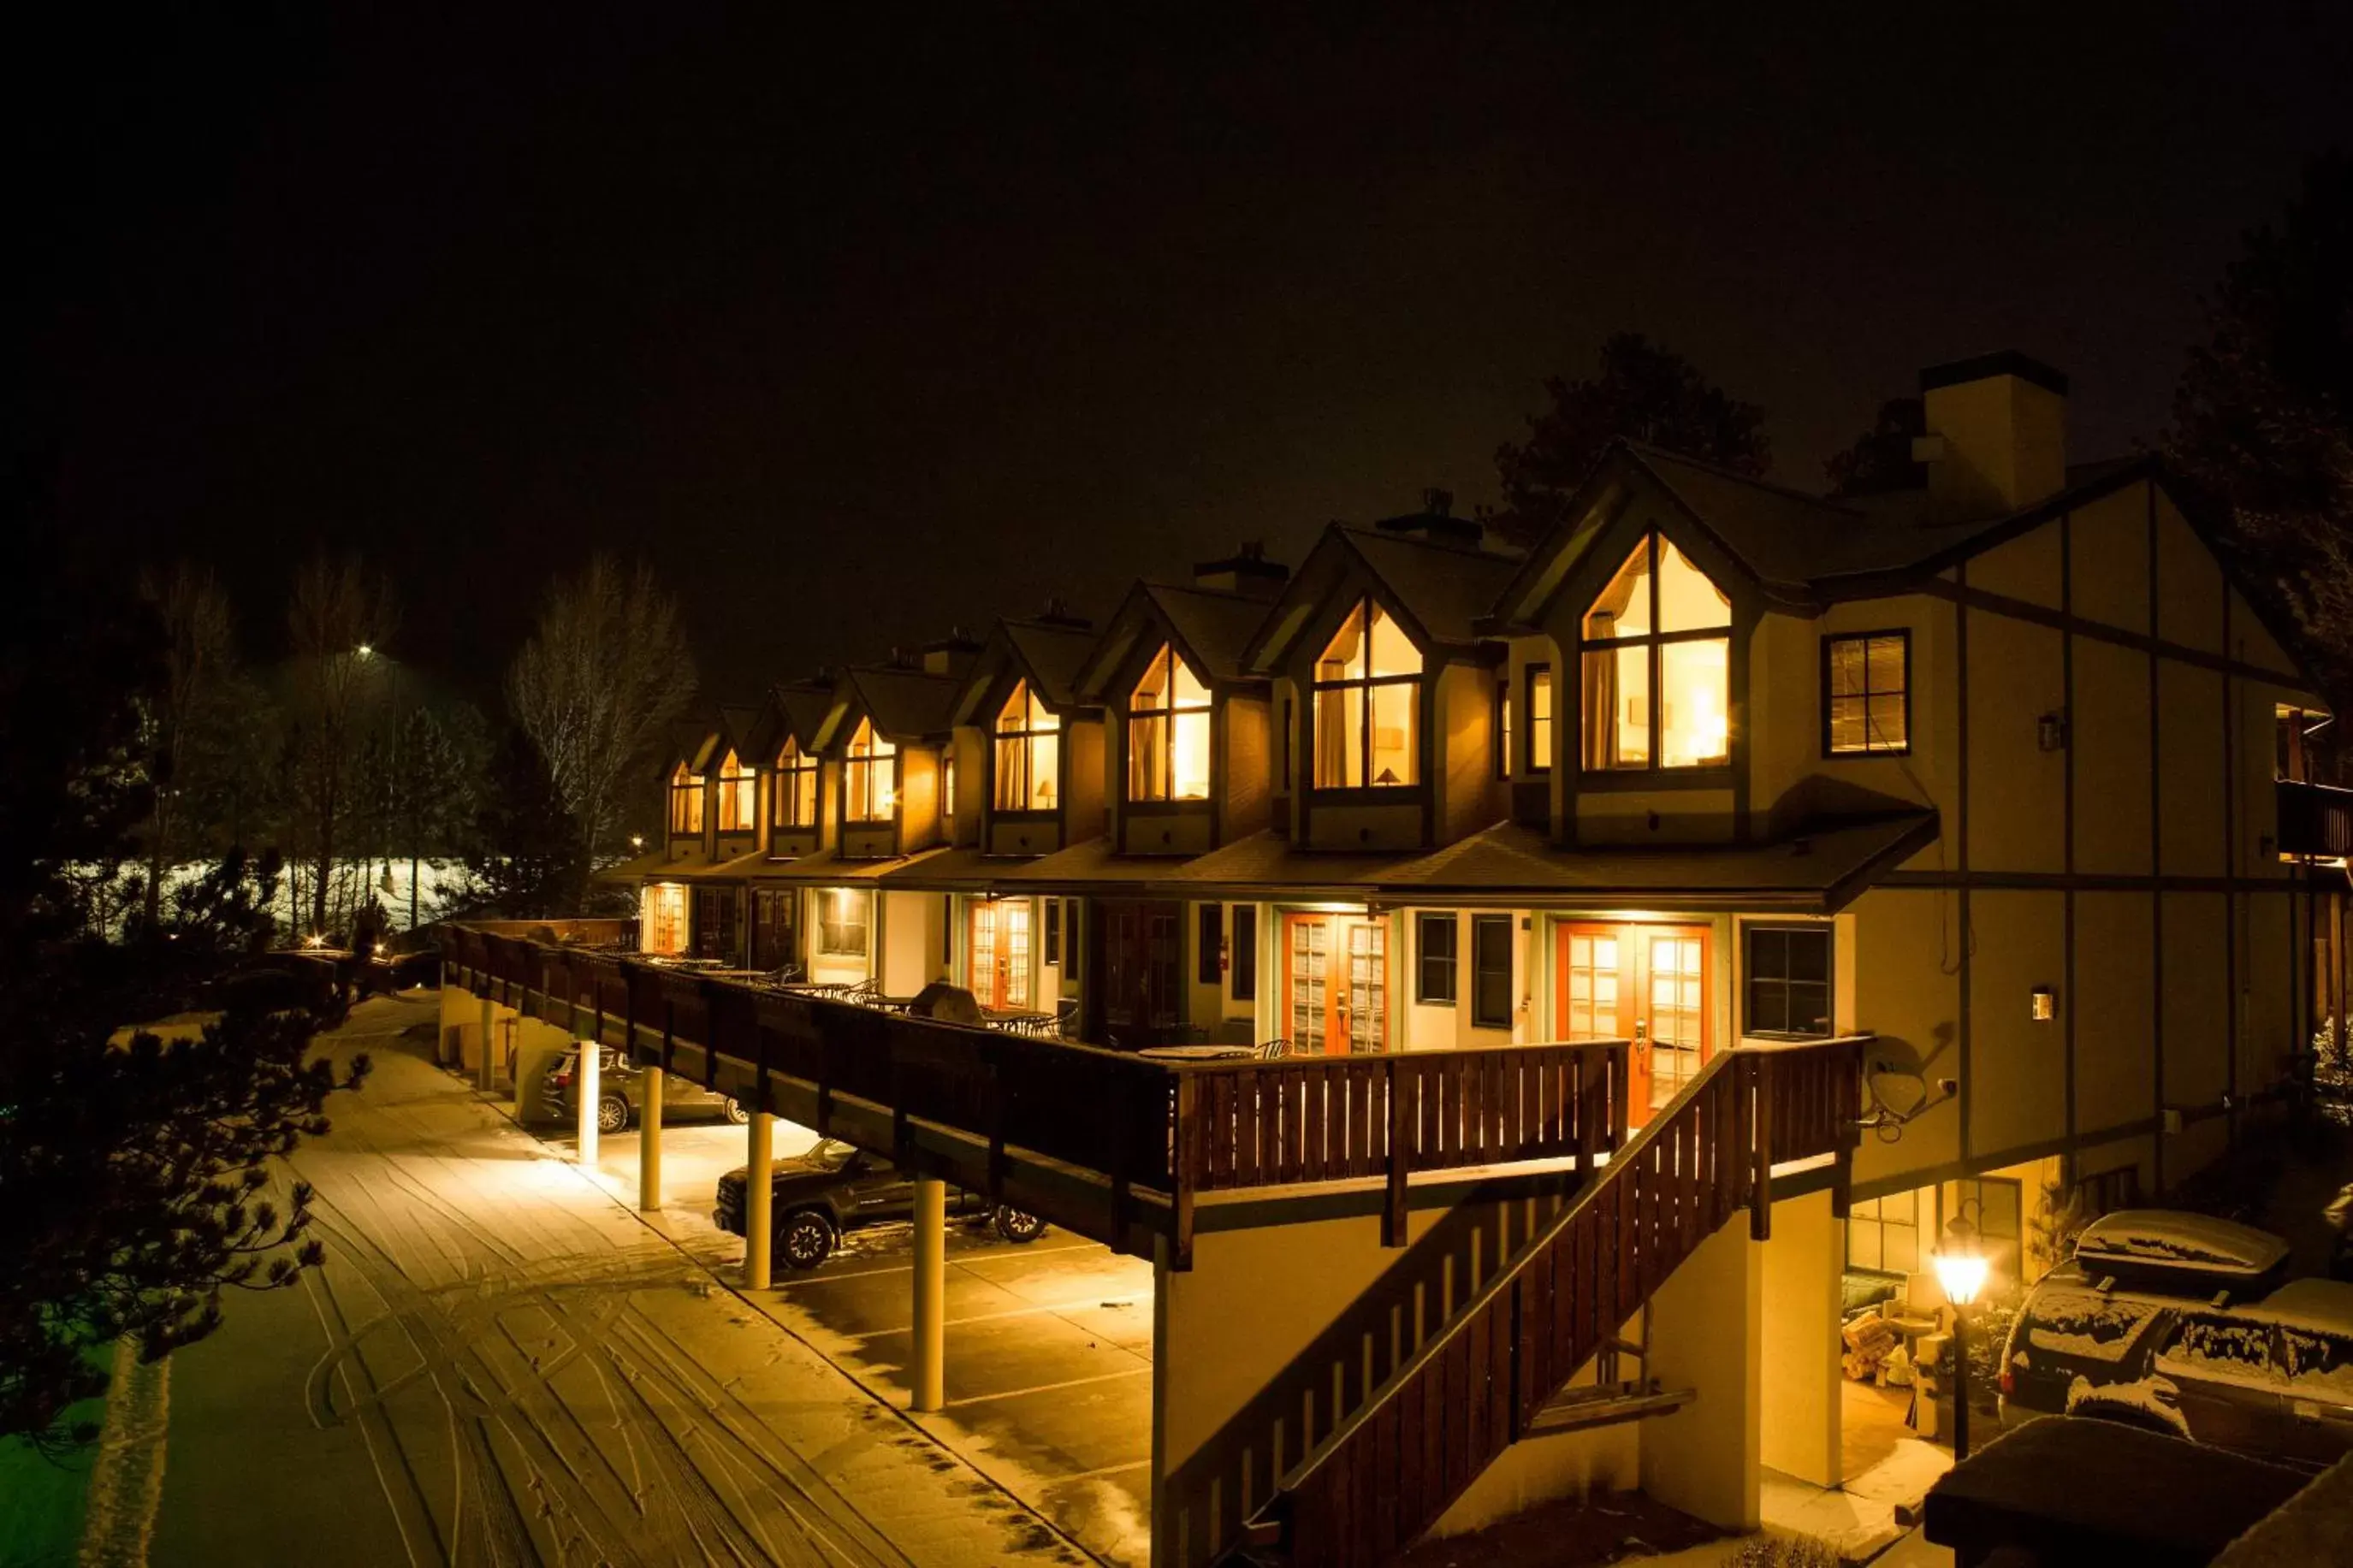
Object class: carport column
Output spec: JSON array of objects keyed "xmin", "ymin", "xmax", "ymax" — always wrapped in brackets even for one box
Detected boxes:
[
  {"xmin": 911, "ymin": 1178, "xmax": 947, "ymax": 1412},
  {"xmin": 576, "ymin": 1037, "xmax": 600, "ymax": 1166},
  {"xmin": 744, "ymin": 1111, "xmax": 773, "ymax": 1289},
  {"xmin": 476, "ymin": 994, "xmax": 495, "ymax": 1091},
  {"xmin": 637, "ymin": 1067, "xmax": 664, "ymax": 1210}
]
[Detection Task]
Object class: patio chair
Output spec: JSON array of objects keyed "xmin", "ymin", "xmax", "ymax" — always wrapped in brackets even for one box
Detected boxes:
[{"xmin": 1256, "ymin": 1038, "xmax": 1294, "ymax": 1060}]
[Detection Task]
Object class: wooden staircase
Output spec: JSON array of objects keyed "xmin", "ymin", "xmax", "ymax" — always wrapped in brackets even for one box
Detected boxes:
[{"xmin": 1232, "ymin": 1038, "xmax": 1863, "ymax": 1567}]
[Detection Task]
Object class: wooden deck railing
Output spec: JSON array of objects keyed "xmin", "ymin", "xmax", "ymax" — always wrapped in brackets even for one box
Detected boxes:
[
  {"xmin": 442, "ymin": 926, "xmax": 1638, "ymax": 1263},
  {"xmin": 1242, "ymin": 1034, "xmax": 1865, "ymax": 1567}
]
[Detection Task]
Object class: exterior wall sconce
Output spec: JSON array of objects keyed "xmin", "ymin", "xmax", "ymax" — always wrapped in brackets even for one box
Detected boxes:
[
  {"xmin": 2036, "ymin": 711, "xmax": 2069, "ymax": 752},
  {"xmin": 2030, "ymin": 985, "xmax": 2057, "ymax": 1021}
]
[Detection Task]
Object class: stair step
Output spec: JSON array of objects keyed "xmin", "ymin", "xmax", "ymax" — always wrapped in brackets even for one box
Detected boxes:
[{"xmin": 1524, "ymin": 1382, "xmax": 1697, "ymax": 1435}]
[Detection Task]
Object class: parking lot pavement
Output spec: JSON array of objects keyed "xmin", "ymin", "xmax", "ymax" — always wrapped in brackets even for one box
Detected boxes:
[{"xmin": 539, "ymin": 1109, "xmax": 1159, "ymax": 1566}]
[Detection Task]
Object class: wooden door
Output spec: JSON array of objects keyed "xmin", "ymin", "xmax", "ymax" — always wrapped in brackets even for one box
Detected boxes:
[
  {"xmin": 967, "ymin": 899, "xmax": 1035, "ymax": 1010},
  {"xmin": 1556, "ymin": 920, "xmax": 1710, "ymax": 1121},
  {"xmin": 751, "ymin": 888, "xmax": 797, "ymax": 973},
  {"xmin": 1284, "ymin": 914, "xmax": 1390, "ymax": 1055},
  {"xmin": 1099, "ymin": 900, "xmax": 1182, "ymax": 1045}
]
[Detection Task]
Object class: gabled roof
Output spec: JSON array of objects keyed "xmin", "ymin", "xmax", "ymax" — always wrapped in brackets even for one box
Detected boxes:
[
  {"xmin": 953, "ymin": 616, "xmax": 1101, "ymax": 725},
  {"xmin": 756, "ymin": 679, "xmax": 834, "ymax": 760},
  {"xmin": 827, "ymin": 664, "xmax": 959, "ymax": 747},
  {"xmin": 1246, "ymin": 523, "xmax": 1521, "ymax": 672},
  {"xmin": 714, "ymin": 703, "xmax": 763, "ymax": 765},
  {"xmin": 1075, "ymin": 578, "xmax": 1277, "ymax": 699},
  {"xmin": 659, "ymin": 720, "xmax": 718, "ymax": 778}
]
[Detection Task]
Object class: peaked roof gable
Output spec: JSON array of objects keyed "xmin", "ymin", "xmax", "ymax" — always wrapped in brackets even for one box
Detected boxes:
[
  {"xmin": 1244, "ymin": 522, "xmax": 1519, "ymax": 672},
  {"xmin": 1076, "ymin": 578, "xmax": 1276, "ymax": 699},
  {"xmin": 952, "ymin": 617, "xmax": 1100, "ymax": 725}
]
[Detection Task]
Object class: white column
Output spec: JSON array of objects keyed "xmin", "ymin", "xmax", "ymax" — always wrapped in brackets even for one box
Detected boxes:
[
  {"xmin": 911, "ymin": 1177, "xmax": 947, "ymax": 1411},
  {"xmin": 476, "ymin": 994, "xmax": 495, "ymax": 1091},
  {"xmin": 744, "ymin": 1112, "xmax": 773, "ymax": 1289},
  {"xmin": 576, "ymin": 1038, "xmax": 601, "ymax": 1167},
  {"xmin": 1641, "ymin": 1217, "xmax": 1763, "ymax": 1530},
  {"xmin": 1760, "ymin": 1188, "xmax": 1843, "ymax": 1487},
  {"xmin": 638, "ymin": 1066, "xmax": 664, "ymax": 1211}
]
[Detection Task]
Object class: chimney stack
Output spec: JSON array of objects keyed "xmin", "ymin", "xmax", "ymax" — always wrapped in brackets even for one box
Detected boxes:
[
  {"xmin": 1913, "ymin": 351, "xmax": 2069, "ymax": 519},
  {"xmin": 1193, "ymin": 541, "xmax": 1290, "ymax": 601}
]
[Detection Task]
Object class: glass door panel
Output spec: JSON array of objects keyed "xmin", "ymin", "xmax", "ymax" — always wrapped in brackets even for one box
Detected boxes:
[
  {"xmin": 1645, "ymin": 932, "xmax": 1707, "ymax": 1109},
  {"xmin": 1288, "ymin": 916, "xmax": 1330, "ymax": 1053},
  {"xmin": 1346, "ymin": 921, "xmax": 1388, "ymax": 1053}
]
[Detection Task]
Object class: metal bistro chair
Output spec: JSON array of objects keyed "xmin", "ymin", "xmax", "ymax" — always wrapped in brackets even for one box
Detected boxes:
[{"xmin": 1255, "ymin": 1037, "xmax": 1294, "ymax": 1061}]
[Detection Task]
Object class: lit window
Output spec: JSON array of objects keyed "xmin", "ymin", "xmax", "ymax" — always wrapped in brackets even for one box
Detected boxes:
[
  {"xmin": 641, "ymin": 883, "xmax": 689, "ymax": 955},
  {"xmin": 773, "ymin": 737, "xmax": 819, "ymax": 828},
  {"xmin": 1493, "ymin": 678, "xmax": 1512, "ymax": 781},
  {"xmin": 1745, "ymin": 925, "xmax": 1832, "ymax": 1038},
  {"xmin": 1313, "ymin": 598, "xmax": 1420, "ymax": 789},
  {"xmin": 845, "ymin": 718, "xmax": 898, "ymax": 824},
  {"xmin": 1526, "ymin": 665, "xmax": 1553, "ymax": 774},
  {"xmin": 942, "ymin": 746, "xmax": 957, "ymax": 819},
  {"xmin": 667, "ymin": 762, "xmax": 704, "ymax": 835},
  {"xmin": 817, "ymin": 889, "xmax": 870, "ymax": 956},
  {"xmin": 1129, "ymin": 644, "xmax": 1212, "ymax": 802},
  {"xmin": 993, "ymin": 680, "xmax": 1061, "ymax": 813},
  {"xmin": 1824, "ymin": 633, "xmax": 1910, "ymax": 754},
  {"xmin": 714, "ymin": 748, "xmax": 756, "ymax": 832},
  {"xmin": 1580, "ymin": 533, "xmax": 1730, "ymax": 771}
]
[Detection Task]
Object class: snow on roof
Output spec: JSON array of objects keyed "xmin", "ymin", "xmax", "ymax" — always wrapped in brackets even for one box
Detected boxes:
[
  {"xmin": 2073, "ymin": 1210, "xmax": 2291, "ymax": 1277},
  {"xmin": 2243, "ymin": 1279, "xmax": 2353, "ymax": 1337}
]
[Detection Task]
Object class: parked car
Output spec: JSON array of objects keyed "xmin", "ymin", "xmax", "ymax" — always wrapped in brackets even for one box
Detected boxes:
[
  {"xmin": 713, "ymin": 1139, "xmax": 1049, "ymax": 1269},
  {"xmin": 541, "ymin": 1044, "xmax": 750, "ymax": 1133},
  {"xmin": 2001, "ymin": 1210, "xmax": 2353, "ymax": 1468}
]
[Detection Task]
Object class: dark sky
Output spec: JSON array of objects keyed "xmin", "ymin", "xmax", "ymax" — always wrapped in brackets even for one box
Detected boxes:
[{"xmin": 19, "ymin": 4, "xmax": 2351, "ymax": 704}]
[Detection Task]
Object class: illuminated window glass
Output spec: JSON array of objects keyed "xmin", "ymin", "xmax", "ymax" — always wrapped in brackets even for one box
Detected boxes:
[
  {"xmin": 844, "ymin": 719, "xmax": 898, "ymax": 824},
  {"xmin": 640, "ymin": 882, "xmax": 689, "ymax": 955},
  {"xmin": 1313, "ymin": 599, "xmax": 1420, "ymax": 789},
  {"xmin": 817, "ymin": 889, "xmax": 870, "ymax": 956},
  {"xmin": 994, "ymin": 680, "xmax": 1061, "ymax": 812},
  {"xmin": 714, "ymin": 748, "xmax": 756, "ymax": 832},
  {"xmin": 1580, "ymin": 533, "xmax": 1730, "ymax": 772},
  {"xmin": 1128, "ymin": 644, "xmax": 1212, "ymax": 802},
  {"xmin": 667, "ymin": 762, "xmax": 704, "ymax": 835},
  {"xmin": 1526, "ymin": 665, "xmax": 1553, "ymax": 773},
  {"xmin": 1824, "ymin": 632, "xmax": 1910, "ymax": 755},
  {"xmin": 773, "ymin": 738, "xmax": 819, "ymax": 828}
]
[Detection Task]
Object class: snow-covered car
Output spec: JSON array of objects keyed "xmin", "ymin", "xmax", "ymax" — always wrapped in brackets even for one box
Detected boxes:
[
  {"xmin": 713, "ymin": 1139, "xmax": 1047, "ymax": 1269},
  {"xmin": 2002, "ymin": 1211, "xmax": 2353, "ymax": 1468}
]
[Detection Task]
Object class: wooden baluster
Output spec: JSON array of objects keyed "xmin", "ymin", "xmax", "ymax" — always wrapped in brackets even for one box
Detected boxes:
[
  {"xmin": 1384, "ymin": 1056, "xmax": 1411, "ymax": 1247},
  {"xmin": 1750, "ymin": 1054, "xmax": 1774, "ymax": 1241}
]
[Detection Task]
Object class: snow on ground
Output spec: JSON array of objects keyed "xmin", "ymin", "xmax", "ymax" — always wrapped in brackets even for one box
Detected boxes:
[{"xmin": 131, "ymin": 995, "xmax": 1088, "ymax": 1567}]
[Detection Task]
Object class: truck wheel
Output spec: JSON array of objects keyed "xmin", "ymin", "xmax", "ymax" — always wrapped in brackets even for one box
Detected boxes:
[
  {"xmin": 993, "ymin": 1206, "xmax": 1048, "ymax": 1244},
  {"xmin": 779, "ymin": 1210, "xmax": 837, "ymax": 1269}
]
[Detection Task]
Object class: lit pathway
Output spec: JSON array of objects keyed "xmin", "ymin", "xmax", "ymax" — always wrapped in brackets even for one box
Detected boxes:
[{"xmin": 131, "ymin": 995, "xmax": 1088, "ymax": 1567}]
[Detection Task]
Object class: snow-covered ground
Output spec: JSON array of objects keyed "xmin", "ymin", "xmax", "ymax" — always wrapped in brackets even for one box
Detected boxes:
[{"xmin": 109, "ymin": 995, "xmax": 1089, "ymax": 1566}]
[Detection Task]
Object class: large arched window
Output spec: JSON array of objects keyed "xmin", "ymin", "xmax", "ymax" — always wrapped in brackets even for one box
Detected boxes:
[
  {"xmin": 993, "ymin": 680, "xmax": 1061, "ymax": 813},
  {"xmin": 1129, "ymin": 644, "xmax": 1212, "ymax": 802},
  {"xmin": 1313, "ymin": 598, "xmax": 1420, "ymax": 789},
  {"xmin": 773, "ymin": 737, "xmax": 818, "ymax": 828},
  {"xmin": 844, "ymin": 718, "xmax": 898, "ymax": 823},
  {"xmin": 667, "ymin": 762, "xmax": 704, "ymax": 834},
  {"xmin": 1580, "ymin": 532, "xmax": 1731, "ymax": 771},
  {"xmin": 714, "ymin": 748, "xmax": 756, "ymax": 831}
]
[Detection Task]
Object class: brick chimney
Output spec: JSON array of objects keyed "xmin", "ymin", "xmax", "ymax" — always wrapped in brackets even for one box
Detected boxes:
[{"xmin": 1913, "ymin": 351, "xmax": 2069, "ymax": 519}]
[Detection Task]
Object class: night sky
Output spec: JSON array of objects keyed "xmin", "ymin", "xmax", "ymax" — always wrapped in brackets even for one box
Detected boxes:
[{"xmin": 19, "ymin": 5, "xmax": 2350, "ymax": 703}]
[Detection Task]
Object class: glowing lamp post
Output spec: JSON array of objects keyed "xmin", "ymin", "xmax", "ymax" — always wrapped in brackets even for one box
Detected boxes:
[{"xmin": 1932, "ymin": 1215, "xmax": 1989, "ymax": 1460}]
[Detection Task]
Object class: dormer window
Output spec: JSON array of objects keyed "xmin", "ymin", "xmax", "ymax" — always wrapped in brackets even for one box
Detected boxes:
[
  {"xmin": 942, "ymin": 747, "xmax": 957, "ymax": 820},
  {"xmin": 667, "ymin": 763, "xmax": 704, "ymax": 834},
  {"xmin": 1313, "ymin": 598, "xmax": 1419, "ymax": 789},
  {"xmin": 773, "ymin": 737, "xmax": 818, "ymax": 828},
  {"xmin": 993, "ymin": 680, "xmax": 1060, "ymax": 813},
  {"xmin": 845, "ymin": 718, "xmax": 897, "ymax": 823},
  {"xmin": 1580, "ymin": 533, "xmax": 1731, "ymax": 772},
  {"xmin": 714, "ymin": 748, "xmax": 756, "ymax": 831},
  {"xmin": 1129, "ymin": 644, "xmax": 1211, "ymax": 802}
]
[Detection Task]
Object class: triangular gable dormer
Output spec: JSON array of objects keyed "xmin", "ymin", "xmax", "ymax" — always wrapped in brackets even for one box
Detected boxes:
[
  {"xmin": 659, "ymin": 721, "xmax": 720, "ymax": 855},
  {"xmin": 758, "ymin": 679, "xmax": 833, "ymax": 859},
  {"xmin": 1244, "ymin": 524, "xmax": 1515, "ymax": 851},
  {"xmin": 950, "ymin": 616, "xmax": 1104, "ymax": 856},
  {"xmin": 710, "ymin": 702, "xmax": 764, "ymax": 844},
  {"xmin": 822, "ymin": 663, "xmax": 957, "ymax": 861}
]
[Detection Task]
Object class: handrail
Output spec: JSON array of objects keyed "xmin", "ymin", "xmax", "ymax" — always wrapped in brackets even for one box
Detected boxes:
[{"xmin": 1241, "ymin": 1033, "xmax": 1864, "ymax": 1566}]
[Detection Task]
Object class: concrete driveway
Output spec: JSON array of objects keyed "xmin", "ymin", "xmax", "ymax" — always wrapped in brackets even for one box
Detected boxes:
[{"xmin": 549, "ymin": 1097, "xmax": 1159, "ymax": 1567}]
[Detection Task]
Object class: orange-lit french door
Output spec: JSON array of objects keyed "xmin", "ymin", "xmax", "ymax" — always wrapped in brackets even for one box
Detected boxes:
[
  {"xmin": 1555, "ymin": 921, "xmax": 1711, "ymax": 1121},
  {"xmin": 1283, "ymin": 914, "xmax": 1389, "ymax": 1055},
  {"xmin": 967, "ymin": 899, "xmax": 1034, "ymax": 1010}
]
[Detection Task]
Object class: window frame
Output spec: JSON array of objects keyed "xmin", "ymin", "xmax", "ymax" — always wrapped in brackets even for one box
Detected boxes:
[
  {"xmin": 1577, "ymin": 530, "xmax": 1734, "ymax": 777},
  {"xmin": 1471, "ymin": 914, "xmax": 1514, "ymax": 1030},
  {"xmin": 1231, "ymin": 904, "xmax": 1257, "ymax": 1001},
  {"xmin": 1492, "ymin": 677, "xmax": 1512, "ymax": 781},
  {"xmin": 1525, "ymin": 663, "xmax": 1554, "ymax": 775},
  {"xmin": 1198, "ymin": 902, "xmax": 1222, "ymax": 985},
  {"xmin": 714, "ymin": 748, "xmax": 757, "ymax": 833},
  {"xmin": 816, "ymin": 888, "xmax": 871, "ymax": 958},
  {"xmin": 993, "ymin": 678, "xmax": 1062, "ymax": 816},
  {"xmin": 1042, "ymin": 896, "xmax": 1061, "ymax": 965},
  {"xmin": 667, "ymin": 763, "xmax": 705, "ymax": 836},
  {"xmin": 1820, "ymin": 629, "xmax": 1913, "ymax": 759},
  {"xmin": 1309, "ymin": 595, "xmax": 1423, "ymax": 793},
  {"xmin": 772, "ymin": 737, "xmax": 820, "ymax": 830},
  {"xmin": 1415, "ymin": 912, "xmax": 1458, "ymax": 1005},
  {"xmin": 843, "ymin": 717, "xmax": 898, "ymax": 825},
  {"xmin": 1743, "ymin": 922, "xmax": 1835, "ymax": 1039}
]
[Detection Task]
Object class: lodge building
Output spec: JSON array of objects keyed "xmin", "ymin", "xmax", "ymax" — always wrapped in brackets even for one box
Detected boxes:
[{"xmin": 482, "ymin": 351, "xmax": 2345, "ymax": 1564}]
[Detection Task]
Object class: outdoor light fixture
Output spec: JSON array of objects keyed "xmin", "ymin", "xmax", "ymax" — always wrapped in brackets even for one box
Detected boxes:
[
  {"xmin": 2036, "ymin": 710, "xmax": 2068, "ymax": 752},
  {"xmin": 631, "ymin": 833, "xmax": 646, "ymax": 850},
  {"xmin": 1932, "ymin": 1210, "xmax": 1989, "ymax": 1462},
  {"xmin": 304, "ymin": 933, "xmax": 325, "ymax": 950},
  {"xmin": 356, "ymin": 642, "xmax": 375, "ymax": 659},
  {"xmin": 2030, "ymin": 985, "xmax": 2057, "ymax": 1021},
  {"xmin": 374, "ymin": 943, "xmax": 388, "ymax": 957}
]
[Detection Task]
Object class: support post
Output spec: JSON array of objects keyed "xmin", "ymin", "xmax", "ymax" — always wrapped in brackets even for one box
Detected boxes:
[
  {"xmin": 577, "ymin": 1037, "xmax": 601, "ymax": 1167},
  {"xmin": 912, "ymin": 1177, "xmax": 946, "ymax": 1412},
  {"xmin": 638, "ymin": 1066, "xmax": 664, "ymax": 1211},
  {"xmin": 477, "ymin": 993, "xmax": 495, "ymax": 1092},
  {"xmin": 744, "ymin": 1111, "xmax": 773, "ymax": 1289}
]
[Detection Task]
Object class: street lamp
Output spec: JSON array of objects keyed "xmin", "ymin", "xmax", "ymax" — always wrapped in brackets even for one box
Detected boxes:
[
  {"xmin": 356, "ymin": 642, "xmax": 374, "ymax": 659},
  {"xmin": 1932, "ymin": 1211, "xmax": 1990, "ymax": 1460},
  {"xmin": 631, "ymin": 832, "xmax": 646, "ymax": 851}
]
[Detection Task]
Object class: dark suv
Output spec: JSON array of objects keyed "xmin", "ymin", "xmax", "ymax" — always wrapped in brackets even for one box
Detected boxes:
[
  {"xmin": 714, "ymin": 1139, "xmax": 1048, "ymax": 1269},
  {"xmin": 541, "ymin": 1044, "xmax": 749, "ymax": 1133},
  {"xmin": 2001, "ymin": 1210, "xmax": 2353, "ymax": 1468}
]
